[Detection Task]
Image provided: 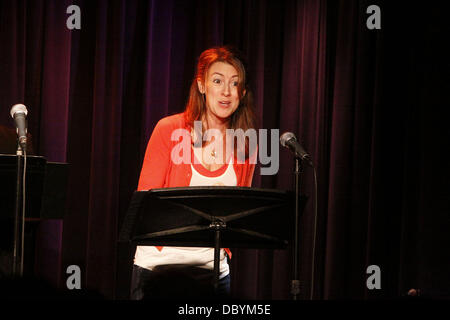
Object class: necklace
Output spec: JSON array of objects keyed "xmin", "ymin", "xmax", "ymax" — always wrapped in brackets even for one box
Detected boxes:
[{"xmin": 211, "ymin": 149, "xmax": 217, "ymax": 159}]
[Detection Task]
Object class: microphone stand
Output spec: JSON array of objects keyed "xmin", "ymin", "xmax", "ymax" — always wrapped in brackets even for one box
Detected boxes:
[
  {"xmin": 291, "ymin": 157, "xmax": 302, "ymax": 300},
  {"xmin": 12, "ymin": 144, "xmax": 24, "ymax": 277}
]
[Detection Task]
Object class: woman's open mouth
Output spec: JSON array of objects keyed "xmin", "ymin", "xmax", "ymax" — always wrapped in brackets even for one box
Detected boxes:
[{"xmin": 218, "ymin": 101, "xmax": 231, "ymax": 107}]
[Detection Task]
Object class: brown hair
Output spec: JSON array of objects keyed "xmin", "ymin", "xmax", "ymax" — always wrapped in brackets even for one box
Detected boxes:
[{"xmin": 184, "ymin": 45, "xmax": 257, "ymax": 158}]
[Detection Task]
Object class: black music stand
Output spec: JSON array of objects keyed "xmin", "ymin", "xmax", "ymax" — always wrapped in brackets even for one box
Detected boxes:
[
  {"xmin": 119, "ymin": 186, "xmax": 305, "ymax": 294},
  {"xmin": 0, "ymin": 154, "xmax": 69, "ymax": 277}
]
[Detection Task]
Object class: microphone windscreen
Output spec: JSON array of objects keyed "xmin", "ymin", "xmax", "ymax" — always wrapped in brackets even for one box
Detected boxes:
[
  {"xmin": 10, "ymin": 104, "xmax": 28, "ymax": 118},
  {"xmin": 280, "ymin": 132, "xmax": 296, "ymax": 147}
]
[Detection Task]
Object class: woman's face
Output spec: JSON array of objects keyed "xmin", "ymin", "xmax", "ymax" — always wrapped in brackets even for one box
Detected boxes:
[{"xmin": 198, "ymin": 61, "xmax": 242, "ymax": 124}]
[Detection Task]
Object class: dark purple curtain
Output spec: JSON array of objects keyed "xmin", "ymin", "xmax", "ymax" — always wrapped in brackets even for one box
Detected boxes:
[{"xmin": 1, "ymin": 0, "xmax": 449, "ymax": 300}]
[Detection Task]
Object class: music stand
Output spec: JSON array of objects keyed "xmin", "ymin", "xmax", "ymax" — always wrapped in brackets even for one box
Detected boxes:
[
  {"xmin": 0, "ymin": 154, "xmax": 68, "ymax": 277},
  {"xmin": 119, "ymin": 186, "xmax": 305, "ymax": 293}
]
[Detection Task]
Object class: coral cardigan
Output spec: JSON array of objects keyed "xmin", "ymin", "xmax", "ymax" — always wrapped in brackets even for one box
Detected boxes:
[{"xmin": 137, "ymin": 112, "xmax": 257, "ymax": 254}]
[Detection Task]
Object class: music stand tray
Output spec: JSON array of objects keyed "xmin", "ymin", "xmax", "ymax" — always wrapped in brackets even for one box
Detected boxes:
[{"xmin": 119, "ymin": 186, "xmax": 303, "ymax": 292}]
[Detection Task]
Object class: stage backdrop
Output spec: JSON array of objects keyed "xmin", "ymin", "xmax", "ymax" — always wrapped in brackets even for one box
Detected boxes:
[{"xmin": 0, "ymin": 0, "xmax": 449, "ymax": 299}]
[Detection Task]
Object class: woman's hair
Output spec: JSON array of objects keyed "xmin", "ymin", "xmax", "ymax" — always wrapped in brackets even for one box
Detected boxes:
[{"xmin": 184, "ymin": 45, "xmax": 257, "ymax": 159}]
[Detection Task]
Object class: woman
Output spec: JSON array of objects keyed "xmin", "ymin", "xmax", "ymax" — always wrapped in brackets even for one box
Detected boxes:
[{"xmin": 131, "ymin": 46, "xmax": 257, "ymax": 300}]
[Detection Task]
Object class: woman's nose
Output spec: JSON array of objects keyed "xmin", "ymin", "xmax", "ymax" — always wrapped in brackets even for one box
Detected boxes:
[{"xmin": 222, "ymin": 83, "xmax": 231, "ymax": 96}]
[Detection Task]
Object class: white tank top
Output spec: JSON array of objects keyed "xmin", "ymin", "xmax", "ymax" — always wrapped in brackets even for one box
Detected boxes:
[{"xmin": 189, "ymin": 155, "xmax": 237, "ymax": 186}]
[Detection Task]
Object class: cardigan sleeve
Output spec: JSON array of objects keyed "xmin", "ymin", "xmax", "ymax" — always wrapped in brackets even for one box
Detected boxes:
[{"xmin": 137, "ymin": 118, "xmax": 172, "ymax": 191}]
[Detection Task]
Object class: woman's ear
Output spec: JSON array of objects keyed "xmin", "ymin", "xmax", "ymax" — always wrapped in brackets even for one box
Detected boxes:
[{"xmin": 197, "ymin": 80, "xmax": 205, "ymax": 94}]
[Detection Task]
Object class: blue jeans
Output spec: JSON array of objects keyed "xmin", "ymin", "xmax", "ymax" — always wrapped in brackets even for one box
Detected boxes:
[{"xmin": 130, "ymin": 264, "xmax": 230, "ymax": 300}]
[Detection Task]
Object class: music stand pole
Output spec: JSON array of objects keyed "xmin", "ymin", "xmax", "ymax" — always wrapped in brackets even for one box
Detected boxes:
[
  {"xmin": 212, "ymin": 222, "xmax": 220, "ymax": 293},
  {"xmin": 291, "ymin": 157, "xmax": 302, "ymax": 300},
  {"xmin": 209, "ymin": 218, "xmax": 227, "ymax": 293}
]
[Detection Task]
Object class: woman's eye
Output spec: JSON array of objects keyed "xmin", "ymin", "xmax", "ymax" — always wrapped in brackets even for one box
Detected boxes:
[
  {"xmin": 233, "ymin": 81, "xmax": 239, "ymax": 86},
  {"xmin": 213, "ymin": 79, "xmax": 221, "ymax": 84}
]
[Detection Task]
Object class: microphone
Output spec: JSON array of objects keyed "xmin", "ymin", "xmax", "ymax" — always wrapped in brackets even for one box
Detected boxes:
[
  {"xmin": 280, "ymin": 132, "xmax": 313, "ymax": 167},
  {"xmin": 10, "ymin": 104, "xmax": 28, "ymax": 151}
]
